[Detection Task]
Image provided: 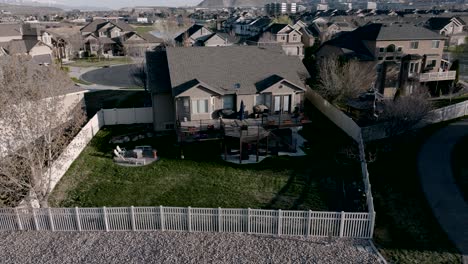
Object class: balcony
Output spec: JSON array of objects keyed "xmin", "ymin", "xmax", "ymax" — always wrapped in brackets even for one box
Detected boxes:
[{"xmin": 418, "ymin": 71, "xmax": 457, "ymax": 82}]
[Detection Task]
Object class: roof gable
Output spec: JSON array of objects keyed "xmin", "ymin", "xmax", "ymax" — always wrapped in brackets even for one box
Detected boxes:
[{"xmin": 164, "ymin": 46, "xmax": 309, "ymax": 96}]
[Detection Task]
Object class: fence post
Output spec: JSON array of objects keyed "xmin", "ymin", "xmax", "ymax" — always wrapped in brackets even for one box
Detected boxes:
[
  {"xmin": 306, "ymin": 210, "xmax": 311, "ymax": 237},
  {"xmin": 277, "ymin": 209, "xmax": 282, "ymax": 237},
  {"xmin": 75, "ymin": 207, "xmax": 81, "ymax": 231},
  {"xmin": 32, "ymin": 208, "xmax": 39, "ymax": 231},
  {"xmin": 218, "ymin": 207, "xmax": 222, "ymax": 233},
  {"xmin": 103, "ymin": 207, "xmax": 109, "ymax": 232},
  {"xmin": 339, "ymin": 211, "xmax": 345, "ymax": 238},
  {"xmin": 130, "ymin": 206, "xmax": 136, "ymax": 231},
  {"xmin": 247, "ymin": 208, "xmax": 251, "ymax": 234},
  {"xmin": 160, "ymin": 206, "xmax": 165, "ymax": 231},
  {"xmin": 48, "ymin": 208, "xmax": 55, "ymax": 231},
  {"xmin": 15, "ymin": 208, "xmax": 23, "ymax": 231},
  {"xmin": 187, "ymin": 206, "xmax": 192, "ymax": 232}
]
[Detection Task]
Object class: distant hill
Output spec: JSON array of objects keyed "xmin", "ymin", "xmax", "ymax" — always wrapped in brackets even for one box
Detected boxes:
[
  {"xmin": 0, "ymin": 3, "xmax": 63, "ymax": 14},
  {"xmin": 197, "ymin": 0, "xmax": 300, "ymax": 8}
]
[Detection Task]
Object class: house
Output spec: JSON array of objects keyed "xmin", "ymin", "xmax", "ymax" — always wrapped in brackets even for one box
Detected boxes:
[
  {"xmin": 316, "ymin": 23, "xmax": 453, "ymax": 98},
  {"xmin": 146, "ymin": 46, "xmax": 309, "ymax": 131},
  {"xmin": 310, "ymin": 20, "xmax": 356, "ymax": 43},
  {"xmin": 233, "ymin": 17, "xmax": 272, "ymax": 37},
  {"xmin": 45, "ymin": 26, "xmax": 83, "ymax": 61},
  {"xmin": 0, "ymin": 24, "xmax": 53, "ymax": 65},
  {"xmin": 80, "ymin": 19, "xmax": 162, "ymax": 57},
  {"xmin": 247, "ymin": 23, "xmax": 304, "ymax": 57},
  {"xmin": 174, "ymin": 24, "xmax": 213, "ymax": 46},
  {"xmin": 424, "ymin": 16, "xmax": 467, "ymax": 46}
]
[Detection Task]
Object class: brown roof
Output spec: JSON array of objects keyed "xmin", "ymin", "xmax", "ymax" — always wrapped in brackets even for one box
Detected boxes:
[
  {"xmin": 0, "ymin": 24, "xmax": 22, "ymax": 37},
  {"xmin": 80, "ymin": 19, "xmax": 134, "ymax": 33}
]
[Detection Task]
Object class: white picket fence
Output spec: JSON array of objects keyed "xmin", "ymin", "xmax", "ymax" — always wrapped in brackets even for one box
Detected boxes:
[{"xmin": 0, "ymin": 206, "xmax": 373, "ymax": 238}]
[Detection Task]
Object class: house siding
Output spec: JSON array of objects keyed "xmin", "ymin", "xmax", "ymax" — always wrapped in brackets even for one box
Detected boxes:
[{"xmin": 152, "ymin": 93, "xmax": 175, "ymax": 131}]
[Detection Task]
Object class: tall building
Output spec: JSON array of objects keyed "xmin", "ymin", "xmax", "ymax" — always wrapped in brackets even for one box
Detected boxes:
[{"xmin": 265, "ymin": 2, "xmax": 297, "ymax": 16}]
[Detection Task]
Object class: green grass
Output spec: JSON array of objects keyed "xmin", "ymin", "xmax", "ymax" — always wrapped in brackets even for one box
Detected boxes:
[
  {"xmin": 368, "ymin": 123, "xmax": 462, "ymax": 263},
  {"xmin": 69, "ymin": 57, "xmax": 133, "ymax": 68},
  {"xmin": 452, "ymin": 135, "xmax": 468, "ymax": 203},
  {"xmin": 133, "ymin": 26, "xmax": 154, "ymax": 35},
  {"xmin": 49, "ymin": 126, "xmax": 344, "ymax": 210},
  {"xmin": 71, "ymin": 77, "xmax": 91, "ymax": 85}
]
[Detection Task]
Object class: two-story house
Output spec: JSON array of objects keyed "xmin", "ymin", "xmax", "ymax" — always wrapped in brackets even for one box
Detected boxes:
[
  {"xmin": 247, "ymin": 23, "xmax": 304, "ymax": 57},
  {"xmin": 146, "ymin": 46, "xmax": 308, "ymax": 132},
  {"xmin": 0, "ymin": 24, "xmax": 53, "ymax": 65},
  {"xmin": 233, "ymin": 17, "xmax": 272, "ymax": 37},
  {"xmin": 80, "ymin": 19, "xmax": 162, "ymax": 57},
  {"xmin": 174, "ymin": 24, "xmax": 213, "ymax": 46},
  {"xmin": 316, "ymin": 23, "xmax": 453, "ymax": 98},
  {"xmin": 425, "ymin": 16, "xmax": 467, "ymax": 46}
]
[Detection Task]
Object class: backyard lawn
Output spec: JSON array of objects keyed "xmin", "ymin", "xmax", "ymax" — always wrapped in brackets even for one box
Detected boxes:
[
  {"xmin": 68, "ymin": 57, "xmax": 133, "ymax": 68},
  {"xmin": 49, "ymin": 125, "xmax": 346, "ymax": 211}
]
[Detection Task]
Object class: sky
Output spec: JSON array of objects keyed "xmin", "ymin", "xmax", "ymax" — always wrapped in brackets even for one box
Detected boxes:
[{"xmin": 33, "ymin": 0, "xmax": 203, "ymax": 9}]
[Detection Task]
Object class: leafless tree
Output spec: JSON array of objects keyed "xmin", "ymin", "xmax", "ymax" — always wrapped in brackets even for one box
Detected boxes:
[
  {"xmin": 0, "ymin": 56, "xmax": 86, "ymax": 208},
  {"xmin": 316, "ymin": 58, "xmax": 377, "ymax": 106},
  {"xmin": 380, "ymin": 88, "xmax": 433, "ymax": 136},
  {"xmin": 129, "ymin": 62, "xmax": 148, "ymax": 91}
]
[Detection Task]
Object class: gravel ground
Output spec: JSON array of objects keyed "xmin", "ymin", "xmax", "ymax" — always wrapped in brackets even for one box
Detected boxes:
[{"xmin": 0, "ymin": 231, "xmax": 381, "ymax": 264}]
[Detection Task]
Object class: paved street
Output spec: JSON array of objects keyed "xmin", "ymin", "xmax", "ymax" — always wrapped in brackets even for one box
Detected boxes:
[
  {"xmin": 418, "ymin": 119, "xmax": 468, "ymax": 263},
  {"xmin": 80, "ymin": 64, "xmax": 137, "ymax": 88}
]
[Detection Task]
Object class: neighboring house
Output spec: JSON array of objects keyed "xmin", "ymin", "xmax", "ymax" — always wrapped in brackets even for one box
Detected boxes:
[
  {"xmin": 45, "ymin": 26, "xmax": 83, "ymax": 62},
  {"xmin": 233, "ymin": 17, "xmax": 272, "ymax": 37},
  {"xmin": 425, "ymin": 16, "xmax": 467, "ymax": 46},
  {"xmin": 0, "ymin": 24, "xmax": 53, "ymax": 65},
  {"xmin": 292, "ymin": 20, "xmax": 315, "ymax": 48},
  {"xmin": 0, "ymin": 23, "xmax": 22, "ymax": 42},
  {"xmin": 80, "ymin": 19, "xmax": 162, "ymax": 57},
  {"xmin": 247, "ymin": 23, "xmax": 304, "ymax": 57},
  {"xmin": 309, "ymin": 21, "xmax": 355, "ymax": 43},
  {"xmin": 146, "ymin": 46, "xmax": 308, "ymax": 131},
  {"xmin": 174, "ymin": 24, "xmax": 213, "ymax": 46},
  {"xmin": 316, "ymin": 23, "xmax": 453, "ymax": 98}
]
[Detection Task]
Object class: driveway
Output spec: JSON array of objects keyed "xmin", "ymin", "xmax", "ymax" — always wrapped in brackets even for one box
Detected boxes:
[
  {"xmin": 418, "ymin": 119, "xmax": 468, "ymax": 263},
  {"xmin": 81, "ymin": 64, "xmax": 137, "ymax": 88}
]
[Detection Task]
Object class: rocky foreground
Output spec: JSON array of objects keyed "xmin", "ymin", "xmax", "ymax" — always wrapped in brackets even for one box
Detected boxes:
[{"xmin": 0, "ymin": 231, "xmax": 382, "ymax": 263}]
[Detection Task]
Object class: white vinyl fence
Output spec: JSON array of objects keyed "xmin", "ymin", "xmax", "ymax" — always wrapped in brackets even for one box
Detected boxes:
[
  {"xmin": 362, "ymin": 100, "xmax": 468, "ymax": 141},
  {"xmin": 0, "ymin": 207, "xmax": 373, "ymax": 238},
  {"xmin": 101, "ymin": 107, "xmax": 153, "ymax": 125}
]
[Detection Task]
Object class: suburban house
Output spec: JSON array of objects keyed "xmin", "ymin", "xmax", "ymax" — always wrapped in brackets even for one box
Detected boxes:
[
  {"xmin": 247, "ymin": 23, "xmax": 304, "ymax": 57},
  {"xmin": 309, "ymin": 20, "xmax": 356, "ymax": 43},
  {"xmin": 233, "ymin": 17, "xmax": 272, "ymax": 37},
  {"xmin": 316, "ymin": 23, "xmax": 454, "ymax": 98},
  {"xmin": 0, "ymin": 24, "xmax": 53, "ymax": 64},
  {"xmin": 146, "ymin": 46, "xmax": 309, "ymax": 132},
  {"xmin": 174, "ymin": 24, "xmax": 232, "ymax": 47},
  {"xmin": 424, "ymin": 16, "xmax": 467, "ymax": 46},
  {"xmin": 80, "ymin": 19, "xmax": 162, "ymax": 57},
  {"xmin": 45, "ymin": 26, "xmax": 83, "ymax": 62}
]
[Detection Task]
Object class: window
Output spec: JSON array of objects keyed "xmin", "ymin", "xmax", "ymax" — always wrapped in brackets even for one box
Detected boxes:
[
  {"xmin": 292, "ymin": 35, "xmax": 297, "ymax": 41},
  {"xmin": 165, "ymin": 123, "xmax": 175, "ymax": 130},
  {"xmin": 223, "ymin": 95, "xmax": 234, "ymax": 109},
  {"xmin": 192, "ymin": 99, "xmax": 209, "ymax": 114},
  {"xmin": 386, "ymin": 44, "xmax": 396, "ymax": 52},
  {"xmin": 386, "ymin": 56, "xmax": 394, "ymax": 61},
  {"xmin": 428, "ymin": 59, "xmax": 437, "ymax": 67},
  {"xmin": 432, "ymin": 40, "xmax": 440, "ymax": 49},
  {"xmin": 379, "ymin": 47, "xmax": 385, "ymax": 52},
  {"xmin": 410, "ymin": 41, "xmax": 419, "ymax": 49},
  {"xmin": 409, "ymin": 62, "xmax": 420, "ymax": 73},
  {"xmin": 397, "ymin": 47, "xmax": 403, "ymax": 52},
  {"xmin": 281, "ymin": 36, "xmax": 286, "ymax": 40},
  {"xmin": 378, "ymin": 57, "xmax": 384, "ymax": 60}
]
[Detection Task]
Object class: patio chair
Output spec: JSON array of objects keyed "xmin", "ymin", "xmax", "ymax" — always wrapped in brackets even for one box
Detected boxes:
[{"xmin": 116, "ymin": 146, "xmax": 126, "ymax": 155}]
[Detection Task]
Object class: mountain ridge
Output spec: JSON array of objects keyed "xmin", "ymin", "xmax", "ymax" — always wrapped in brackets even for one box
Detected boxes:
[{"xmin": 197, "ymin": 0, "xmax": 300, "ymax": 8}]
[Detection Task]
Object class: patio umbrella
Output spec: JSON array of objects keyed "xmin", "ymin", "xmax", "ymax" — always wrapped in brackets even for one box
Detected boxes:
[{"xmin": 239, "ymin": 100, "xmax": 245, "ymax": 120}]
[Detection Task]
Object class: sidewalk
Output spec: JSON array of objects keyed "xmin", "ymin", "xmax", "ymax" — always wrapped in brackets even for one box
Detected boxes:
[{"xmin": 418, "ymin": 119, "xmax": 468, "ymax": 263}]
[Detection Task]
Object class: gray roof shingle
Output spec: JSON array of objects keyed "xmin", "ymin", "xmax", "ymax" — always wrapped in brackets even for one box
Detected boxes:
[
  {"xmin": 375, "ymin": 24, "xmax": 446, "ymax": 41},
  {"xmin": 164, "ymin": 46, "xmax": 309, "ymax": 96},
  {"xmin": 0, "ymin": 24, "xmax": 21, "ymax": 37}
]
